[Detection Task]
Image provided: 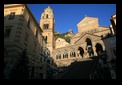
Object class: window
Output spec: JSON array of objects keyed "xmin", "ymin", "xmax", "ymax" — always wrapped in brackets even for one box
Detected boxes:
[
  {"xmin": 43, "ymin": 24, "xmax": 49, "ymax": 29},
  {"xmin": 44, "ymin": 36, "xmax": 47, "ymax": 42},
  {"xmin": 27, "ymin": 19, "xmax": 30, "ymax": 29},
  {"xmin": 56, "ymin": 55, "xmax": 58, "ymax": 60},
  {"xmin": 4, "ymin": 27, "xmax": 11, "ymax": 38},
  {"xmin": 46, "ymin": 14, "xmax": 48, "ymax": 18},
  {"xmin": 8, "ymin": 12, "xmax": 15, "ymax": 20},
  {"xmin": 56, "ymin": 53, "xmax": 61, "ymax": 60},
  {"xmin": 35, "ymin": 30, "xmax": 38, "ymax": 39}
]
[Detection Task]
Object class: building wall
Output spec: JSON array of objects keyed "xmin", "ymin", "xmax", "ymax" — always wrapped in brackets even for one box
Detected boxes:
[
  {"xmin": 110, "ymin": 14, "xmax": 116, "ymax": 34},
  {"xmin": 102, "ymin": 14, "xmax": 116, "ymax": 62},
  {"xmin": 53, "ymin": 17, "xmax": 110, "ymax": 67},
  {"xmin": 55, "ymin": 38, "xmax": 70, "ymax": 48},
  {"xmin": 77, "ymin": 17, "xmax": 99, "ymax": 33},
  {"xmin": 53, "ymin": 37, "xmax": 106, "ymax": 67},
  {"xmin": 4, "ymin": 4, "xmax": 52, "ymax": 79},
  {"xmin": 102, "ymin": 37, "xmax": 116, "ymax": 62}
]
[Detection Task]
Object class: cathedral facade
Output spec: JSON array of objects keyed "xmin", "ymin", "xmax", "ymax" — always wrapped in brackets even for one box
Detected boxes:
[
  {"xmin": 4, "ymin": 4, "xmax": 115, "ymax": 79},
  {"xmin": 39, "ymin": 6, "xmax": 111, "ymax": 67}
]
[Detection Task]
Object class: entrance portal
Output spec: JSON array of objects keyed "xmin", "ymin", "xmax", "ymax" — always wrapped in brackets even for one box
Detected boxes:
[
  {"xmin": 85, "ymin": 38, "xmax": 94, "ymax": 57},
  {"xmin": 95, "ymin": 43, "xmax": 103, "ymax": 56},
  {"xmin": 78, "ymin": 47, "xmax": 84, "ymax": 58}
]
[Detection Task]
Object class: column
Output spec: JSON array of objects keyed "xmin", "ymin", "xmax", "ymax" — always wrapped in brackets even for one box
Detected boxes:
[{"xmin": 92, "ymin": 42, "xmax": 97, "ymax": 56}]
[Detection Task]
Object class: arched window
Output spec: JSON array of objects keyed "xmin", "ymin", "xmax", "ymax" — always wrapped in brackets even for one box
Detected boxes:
[
  {"xmin": 43, "ymin": 24, "xmax": 49, "ymax": 29},
  {"xmin": 46, "ymin": 14, "xmax": 48, "ymax": 18},
  {"xmin": 95, "ymin": 43, "xmax": 103, "ymax": 56},
  {"xmin": 59, "ymin": 54, "xmax": 61, "ymax": 59},
  {"xmin": 63, "ymin": 54, "xmax": 65, "ymax": 59},
  {"xmin": 70, "ymin": 51, "xmax": 73, "ymax": 57},
  {"xmin": 56, "ymin": 55, "xmax": 58, "ymax": 60},
  {"xmin": 70, "ymin": 51, "xmax": 76, "ymax": 57},
  {"xmin": 73, "ymin": 51, "xmax": 76, "ymax": 57},
  {"xmin": 63, "ymin": 52, "xmax": 68, "ymax": 59},
  {"xmin": 78, "ymin": 47, "xmax": 84, "ymax": 58},
  {"xmin": 66, "ymin": 53, "xmax": 68, "ymax": 58},
  {"xmin": 85, "ymin": 38, "xmax": 94, "ymax": 57},
  {"xmin": 56, "ymin": 53, "xmax": 61, "ymax": 60}
]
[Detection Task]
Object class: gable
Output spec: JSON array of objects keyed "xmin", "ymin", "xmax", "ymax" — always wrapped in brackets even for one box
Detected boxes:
[
  {"xmin": 74, "ymin": 33, "xmax": 101, "ymax": 44},
  {"xmin": 77, "ymin": 17, "xmax": 99, "ymax": 33},
  {"xmin": 77, "ymin": 17, "xmax": 98, "ymax": 26}
]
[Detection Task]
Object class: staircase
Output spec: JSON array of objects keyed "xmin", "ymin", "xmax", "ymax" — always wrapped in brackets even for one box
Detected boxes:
[{"xmin": 59, "ymin": 57, "xmax": 97, "ymax": 79}]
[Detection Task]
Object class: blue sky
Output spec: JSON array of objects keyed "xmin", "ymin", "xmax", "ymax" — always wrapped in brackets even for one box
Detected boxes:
[{"xmin": 28, "ymin": 4, "xmax": 116, "ymax": 34}]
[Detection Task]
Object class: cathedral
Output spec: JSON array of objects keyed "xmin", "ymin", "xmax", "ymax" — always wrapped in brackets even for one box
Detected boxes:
[
  {"xmin": 39, "ymin": 6, "xmax": 111, "ymax": 67},
  {"xmin": 4, "ymin": 4, "xmax": 115, "ymax": 79}
]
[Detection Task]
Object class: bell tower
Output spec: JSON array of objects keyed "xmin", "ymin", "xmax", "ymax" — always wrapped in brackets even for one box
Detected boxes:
[{"xmin": 40, "ymin": 6, "xmax": 55, "ymax": 55}]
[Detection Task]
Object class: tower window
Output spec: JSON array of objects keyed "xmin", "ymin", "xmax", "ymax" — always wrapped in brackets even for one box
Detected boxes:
[
  {"xmin": 4, "ymin": 26, "xmax": 12, "ymax": 38},
  {"xmin": 35, "ymin": 30, "xmax": 38, "ymax": 39},
  {"xmin": 27, "ymin": 19, "xmax": 30, "ymax": 29},
  {"xmin": 43, "ymin": 24, "xmax": 49, "ymax": 29},
  {"xmin": 8, "ymin": 12, "xmax": 15, "ymax": 20},
  {"xmin": 44, "ymin": 36, "xmax": 47, "ymax": 42},
  {"xmin": 46, "ymin": 14, "xmax": 48, "ymax": 18},
  {"xmin": 4, "ymin": 29, "xmax": 11, "ymax": 38}
]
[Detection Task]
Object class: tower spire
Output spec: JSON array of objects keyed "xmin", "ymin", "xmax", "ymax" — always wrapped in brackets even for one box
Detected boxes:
[{"xmin": 48, "ymin": 6, "xmax": 50, "ymax": 8}]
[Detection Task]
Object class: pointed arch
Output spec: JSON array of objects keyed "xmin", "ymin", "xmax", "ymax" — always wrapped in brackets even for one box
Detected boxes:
[
  {"xmin": 85, "ymin": 38, "xmax": 92, "ymax": 46},
  {"xmin": 70, "ymin": 50, "xmax": 76, "ymax": 57},
  {"xmin": 63, "ymin": 51, "xmax": 68, "ymax": 59},
  {"xmin": 78, "ymin": 47, "xmax": 84, "ymax": 58},
  {"xmin": 55, "ymin": 52, "xmax": 61, "ymax": 60},
  {"xmin": 95, "ymin": 43, "xmax": 103, "ymax": 55},
  {"xmin": 46, "ymin": 14, "xmax": 48, "ymax": 18},
  {"xmin": 85, "ymin": 38, "xmax": 94, "ymax": 57}
]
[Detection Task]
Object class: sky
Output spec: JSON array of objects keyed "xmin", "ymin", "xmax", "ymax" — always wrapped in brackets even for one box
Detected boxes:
[{"xmin": 28, "ymin": 4, "xmax": 116, "ymax": 34}]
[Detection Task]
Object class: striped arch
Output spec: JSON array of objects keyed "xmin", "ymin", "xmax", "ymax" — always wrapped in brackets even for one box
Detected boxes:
[
  {"xmin": 83, "ymin": 36, "xmax": 93, "ymax": 43},
  {"xmin": 95, "ymin": 41, "xmax": 105, "ymax": 56},
  {"xmin": 70, "ymin": 50, "xmax": 76, "ymax": 58},
  {"xmin": 62, "ymin": 51, "xmax": 68, "ymax": 59}
]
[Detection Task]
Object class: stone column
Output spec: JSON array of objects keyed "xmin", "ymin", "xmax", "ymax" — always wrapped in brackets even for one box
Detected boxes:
[
  {"xmin": 83, "ymin": 44, "xmax": 88, "ymax": 58},
  {"xmin": 92, "ymin": 42, "xmax": 97, "ymax": 56},
  {"xmin": 93, "ymin": 46, "xmax": 97, "ymax": 56}
]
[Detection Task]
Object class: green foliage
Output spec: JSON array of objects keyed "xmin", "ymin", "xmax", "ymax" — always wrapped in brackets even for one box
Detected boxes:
[
  {"xmin": 54, "ymin": 32, "xmax": 71, "ymax": 43},
  {"xmin": 9, "ymin": 49, "xmax": 30, "ymax": 79}
]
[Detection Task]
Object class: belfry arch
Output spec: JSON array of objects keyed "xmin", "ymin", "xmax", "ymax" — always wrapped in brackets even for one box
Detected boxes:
[
  {"xmin": 78, "ymin": 47, "xmax": 84, "ymax": 58},
  {"xmin": 85, "ymin": 38, "xmax": 94, "ymax": 57}
]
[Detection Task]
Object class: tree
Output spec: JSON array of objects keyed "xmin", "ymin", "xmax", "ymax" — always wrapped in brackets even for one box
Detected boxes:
[{"xmin": 9, "ymin": 49, "xmax": 30, "ymax": 79}]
